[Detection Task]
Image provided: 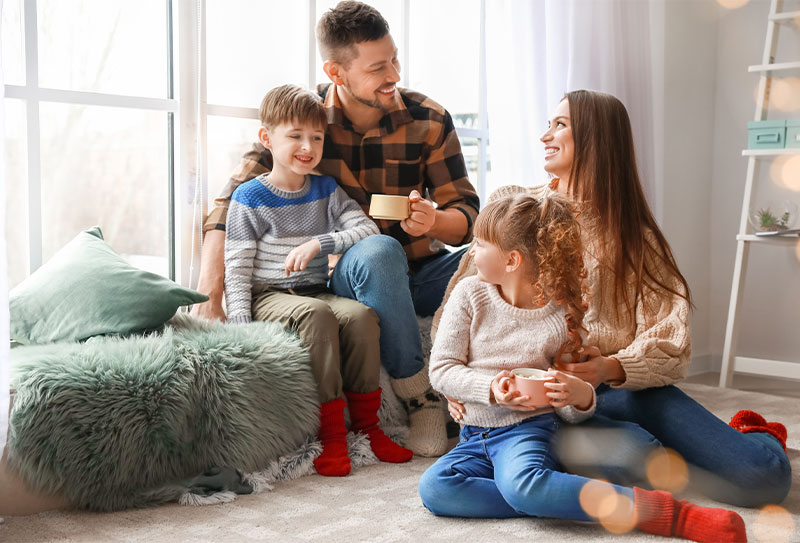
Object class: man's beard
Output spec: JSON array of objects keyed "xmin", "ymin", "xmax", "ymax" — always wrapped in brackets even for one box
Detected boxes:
[{"xmin": 341, "ymin": 83, "xmax": 391, "ymax": 113}]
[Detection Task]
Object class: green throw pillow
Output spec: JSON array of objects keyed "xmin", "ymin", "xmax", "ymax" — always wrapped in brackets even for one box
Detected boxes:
[{"xmin": 10, "ymin": 226, "xmax": 209, "ymax": 344}]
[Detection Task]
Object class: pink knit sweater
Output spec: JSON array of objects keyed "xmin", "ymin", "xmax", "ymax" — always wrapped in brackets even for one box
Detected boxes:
[{"xmin": 432, "ymin": 184, "xmax": 691, "ymax": 391}]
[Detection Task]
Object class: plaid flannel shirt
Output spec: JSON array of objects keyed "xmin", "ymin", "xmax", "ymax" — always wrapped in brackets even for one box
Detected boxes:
[{"xmin": 204, "ymin": 83, "xmax": 480, "ymax": 263}]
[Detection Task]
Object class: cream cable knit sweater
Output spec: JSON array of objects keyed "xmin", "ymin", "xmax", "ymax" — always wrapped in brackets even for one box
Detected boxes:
[
  {"xmin": 429, "ymin": 276, "xmax": 595, "ymax": 428},
  {"xmin": 432, "ymin": 184, "xmax": 691, "ymax": 391}
]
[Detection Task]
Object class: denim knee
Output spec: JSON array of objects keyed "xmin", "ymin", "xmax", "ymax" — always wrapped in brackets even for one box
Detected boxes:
[
  {"xmin": 418, "ymin": 464, "xmax": 451, "ymax": 516},
  {"xmin": 348, "ymin": 235, "xmax": 408, "ymax": 281},
  {"xmin": 495, "ymin": 467, "xmax": 554, "ymax": 517},
  {"xmin": 715, "ymin": 437, "xmax": 792, "ymax": 507}
]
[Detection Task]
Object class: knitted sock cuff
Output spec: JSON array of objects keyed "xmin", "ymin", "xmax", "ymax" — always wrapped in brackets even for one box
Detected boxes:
[
  {"xmin": 390, "ymin": 366, "xmax": 432, "ymax": 400},
  {"xmin": 403, "ymin": 389, "xmax": 443, "ymax": 415},
  {"xmin": 634, "ymin": 487, "xmax": 675, "ymax": 537}
]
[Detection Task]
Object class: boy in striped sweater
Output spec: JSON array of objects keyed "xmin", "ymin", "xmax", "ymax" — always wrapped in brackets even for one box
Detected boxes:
[{"xmin": 224, "ymin": 85, "xmax": 412, "ymax": 476}]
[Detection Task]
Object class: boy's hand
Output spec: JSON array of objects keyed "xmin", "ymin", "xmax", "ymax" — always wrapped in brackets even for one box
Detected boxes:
[
  {"xmin": 285, "ymin": 239, "xmax": 321, "ymax": 276},
  {"xmin": 401, "ymin": 190, "xmax": 436, "ymax": 237},
  {"xmin": 544, "ymin": 370, "xmax": 594, "ymax": 411}
]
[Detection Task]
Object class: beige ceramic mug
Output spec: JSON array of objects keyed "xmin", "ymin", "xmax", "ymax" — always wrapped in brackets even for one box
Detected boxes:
[
  {"xmin": 369, "ymin": 194, "xmax": 410, "ymax": 220},
  {"xmin": 507, "ymin": 368, "xmax": 555, "ymax": 407}
]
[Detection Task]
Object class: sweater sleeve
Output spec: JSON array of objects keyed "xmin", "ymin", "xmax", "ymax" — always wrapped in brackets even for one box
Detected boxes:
[
  {"xmin": 224, "ymin": 189, "xmax": 266, "ymax": 324},
  {"xmin": 611, "ymin": 238, "xmax": 692, "ymax": 390},
  {"xmin": 315, "ymin": 185, "xmax": 379, "ymax": 256},
  {"xmin": 555, "ymin": 385, "xmax": 596, "ymax": 424},
  {"xmin": 429, "ymin": 280, "xmax": 495, "ymax": 404}
]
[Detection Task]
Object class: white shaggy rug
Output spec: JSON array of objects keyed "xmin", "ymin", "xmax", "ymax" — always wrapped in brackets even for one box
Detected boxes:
[{"xmin": 1, "ymin": 382, "xmax": 798, "ymax": 543}]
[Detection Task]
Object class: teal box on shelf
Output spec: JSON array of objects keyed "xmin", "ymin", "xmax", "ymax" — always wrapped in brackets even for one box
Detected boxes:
[
  {"xmin": 787, "ymin": 119, "xmax": 800, "ymax": 149},
  {"xmin": 747, "ymin": 120, "xmax": 786, "ymax": 149}
]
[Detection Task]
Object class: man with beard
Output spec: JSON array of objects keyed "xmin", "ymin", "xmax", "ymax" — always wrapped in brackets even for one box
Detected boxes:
[{"xmin": 193, "ymin": 1, "xmax": 479, "ymax": 458}]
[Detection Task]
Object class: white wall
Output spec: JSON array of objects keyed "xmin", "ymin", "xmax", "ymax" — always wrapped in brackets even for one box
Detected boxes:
[
  {"xmin": 709, "ymin": 0, "xmax": 800, "ymax": 367},
  {"xmin": 659, "ymin": 0, "xmax": 720, "ymax": 372},
  {"xmin": 658, "ymin": 0, "xmax": 799, "ymax": 373}
]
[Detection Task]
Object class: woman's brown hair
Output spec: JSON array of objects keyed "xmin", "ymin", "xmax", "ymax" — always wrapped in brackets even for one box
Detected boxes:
[
  {"xmin": 563, "ymin": 89, "xmax": 691, "ymax": 314},
  {"xmin": 474, "ymin": 193, "xmax": 588, "ymax": 355}
]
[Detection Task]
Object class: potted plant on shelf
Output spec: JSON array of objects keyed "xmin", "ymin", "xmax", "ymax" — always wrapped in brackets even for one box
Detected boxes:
[{"xmin": 749, "ymin": 200, "xmax": 798, "ymax": 234}]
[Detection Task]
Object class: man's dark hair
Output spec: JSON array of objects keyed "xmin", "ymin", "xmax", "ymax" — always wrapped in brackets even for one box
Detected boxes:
[{"xmin": 316, "ymin": 1, "xmax": 390, "ymax": 67}]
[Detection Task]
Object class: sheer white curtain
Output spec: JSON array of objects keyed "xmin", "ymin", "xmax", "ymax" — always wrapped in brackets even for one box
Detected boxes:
[
  {"xmin": 1, "ymin": 0, "xmax": 9, "ymax": 458},
  {"xmin": 485, "ymin": 0, "xmax": 658, "ymax": 205}
]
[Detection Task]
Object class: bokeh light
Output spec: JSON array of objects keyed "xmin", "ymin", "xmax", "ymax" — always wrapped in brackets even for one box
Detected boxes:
[
  {"xmin": 770, "ymin": 155, "xmax": 791, "ymax": 189},
  {"xmin": 770, "ymin": 79, "xmax": 789, "ymax": 111},
  {"xmin": 771, "ymin": 77, "xmax": 800, "ymax": 111},
  {"xmin": 716, "ymin": 0, "xmax": 749, "ymax": 8},
  {"xmin": 753, "ymin": 78, "xmax": 800, "ymax": 110},
  {"xmin": 579, "ymin": 480, "xmax": 637, "ymax": 535},
  {"xmin": 753, "ymin": 504, "xmax": 795, "ymax": 543},
  {"xmin": 645, "ymin": 448, "xmax": 689, "ymax": 493},
  {"xmin": 781, "ymin": 156, "xmax": 800, "ymax": 192},
  {"xmin": 598, "ymin": 493, "xmax": 637, "ymax": 535},
  {"xmin": 579, "ymin": 479, "xmax": 618, "ymax": 519}
]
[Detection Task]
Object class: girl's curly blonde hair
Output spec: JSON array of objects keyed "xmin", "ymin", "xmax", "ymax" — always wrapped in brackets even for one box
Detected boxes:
[{"xmin": 473, "ymin": 193, "xmax": 589, "ymax": 356}]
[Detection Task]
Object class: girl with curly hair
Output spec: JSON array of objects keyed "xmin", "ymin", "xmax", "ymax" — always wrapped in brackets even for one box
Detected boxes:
[
  {"xmin": 419, "ymin": 193, "xmax": 746, "ymax": 542},
  {"xmin": 429, "ymin": 89, "xmax": 788, "ymax": 529}
]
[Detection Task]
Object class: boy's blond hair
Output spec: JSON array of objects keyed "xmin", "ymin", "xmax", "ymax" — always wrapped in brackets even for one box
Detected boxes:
[{"xmin": 259, "ymin": 84, "xmax": 327, "ymax": 129}]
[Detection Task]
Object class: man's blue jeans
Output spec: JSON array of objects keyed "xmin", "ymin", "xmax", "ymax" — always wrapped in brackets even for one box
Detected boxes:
[
  {"xmin": 418, "ymin": 413, "xmax": 636, "ymax": 519},
  {"xmin": 329, "ymin": 235, "xmax": 467, "ymax": 379}
]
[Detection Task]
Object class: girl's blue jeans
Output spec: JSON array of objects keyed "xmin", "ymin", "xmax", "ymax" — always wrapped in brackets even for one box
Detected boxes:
[
  {"xmin": 418, "ymin": 413, "xmax": 635, "ymax": 519},
  {"xmin": 329, "ymin": 234, "xmax": 467, "ymax": 379},
  {"xmin": 330, "ymin": 235, "xmax": 791, "ymax": 508}
]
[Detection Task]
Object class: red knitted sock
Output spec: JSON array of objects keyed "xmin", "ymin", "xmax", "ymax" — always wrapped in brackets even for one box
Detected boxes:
[
  {"xmin": 729, "ymin": 409, "xmax": 787, "ymax": 451},
  {"xmin": 674, "ymin": 499, "xmax": 747, "ymax": 543},
  {"xmin": 345, "ymin": 389, "xmax": 413, "ymax": 463},
  {"xmin": 364, "ymin": 427, "xmax": 414, "ymax": 463},
  {"xmin": 313, "ymin": 398, "xmax": 351, "ymax": 477},
  {"xmin": 634, "ymin": 488, "xmax": 746, "ymax": 543}
]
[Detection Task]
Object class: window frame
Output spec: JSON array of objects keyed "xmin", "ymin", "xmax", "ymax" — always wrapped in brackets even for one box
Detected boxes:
[
  {"xmin": 197, "ymin": 0, "xmax": 490, "ymax": 210},
  {"xmin": 6, "ymin": 0, "xmax": 488, "ymax": 288},
  {"xmin": 6, "ymin": 0, "xmax": 178, "ymax": 280}
]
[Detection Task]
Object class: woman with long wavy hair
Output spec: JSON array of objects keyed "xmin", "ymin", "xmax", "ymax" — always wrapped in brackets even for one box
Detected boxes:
[{"xmin": 436, "ymin": 89, "xmax": 790, "ymax": 509}]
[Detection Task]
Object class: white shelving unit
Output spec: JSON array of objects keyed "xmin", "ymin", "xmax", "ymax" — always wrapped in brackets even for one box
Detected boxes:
[{"xmin": 719, "ymin": 0, "xmax": 800, "ymax": 387}]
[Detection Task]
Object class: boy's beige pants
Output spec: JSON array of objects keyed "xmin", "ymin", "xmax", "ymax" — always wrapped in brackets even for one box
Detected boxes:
[{"xmin": 252, "ymin": 285, "xmax": 380, "ymax": 403}]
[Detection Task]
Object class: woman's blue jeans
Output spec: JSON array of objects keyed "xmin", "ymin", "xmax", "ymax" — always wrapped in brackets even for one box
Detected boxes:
[
  {"xmin": 329, "ymin": 235, "xmax": 467, "ymax": 379},
  {"xmin": 419, "ymin": 413, "xmax": 635, "ymax": 519},
  {"xmin": 583, "ymin": 384, "xmax": 792, "ymax": 507}
]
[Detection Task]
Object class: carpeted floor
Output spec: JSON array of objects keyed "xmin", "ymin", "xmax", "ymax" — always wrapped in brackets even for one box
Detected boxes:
[{"xmin": 1, "ymin": 382, "xmax": 798, "ymax": 543}]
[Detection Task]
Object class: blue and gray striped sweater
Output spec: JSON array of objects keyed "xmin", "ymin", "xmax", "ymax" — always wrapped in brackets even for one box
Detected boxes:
[{"xmin": 224, "ymin": 173, "xmax": 379, "ymax": 323}]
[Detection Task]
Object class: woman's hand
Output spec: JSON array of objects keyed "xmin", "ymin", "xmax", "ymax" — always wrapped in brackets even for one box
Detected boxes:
[
  {"xmin": 544, "ymin": 370, "xmax": 594, "ymax": 410},
  {"xmin": 553, "ymin": 346, "xmax": 625, "ymax": 388},
  {"xmin": 445, "ymin": 395, "xmax": 465, "ymax": 422}
]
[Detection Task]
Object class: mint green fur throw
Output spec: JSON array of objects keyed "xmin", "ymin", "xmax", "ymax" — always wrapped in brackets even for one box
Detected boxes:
[{"xmin": 7, "ymin": 314, "xmax": 319, "ymax": 511}]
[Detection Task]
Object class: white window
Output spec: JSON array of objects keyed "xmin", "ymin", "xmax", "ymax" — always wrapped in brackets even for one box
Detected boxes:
[
  {"xmin": 204, "ymin": 0, "xmax": 490, "ymax": 217},
  {"xmin": 3, "ymin": 0, "xmax": 177, "ymax": 288},
  {"xmin": 4, "ymin": 0, "xmax": 489, "ymax": 289}
]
